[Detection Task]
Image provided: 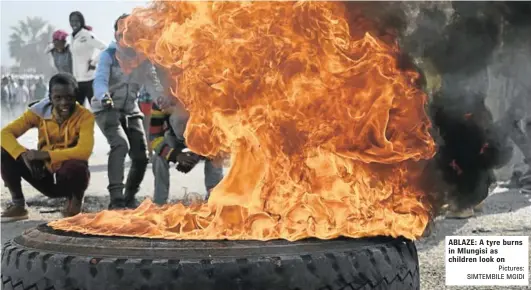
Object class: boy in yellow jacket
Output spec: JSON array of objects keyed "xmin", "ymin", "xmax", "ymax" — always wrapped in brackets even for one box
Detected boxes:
[{"xmin": 1, "ymin": 73, "xmax": 95, "ymax": 222}]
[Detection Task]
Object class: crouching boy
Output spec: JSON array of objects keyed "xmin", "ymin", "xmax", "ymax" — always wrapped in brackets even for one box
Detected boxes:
[
  {"xmin": 150, "ymin": 96, "xmax": 223, "ymax": 205},
  {"xmin": 1, "ymin": 73, "xmax": 94, "ymax": 222}
]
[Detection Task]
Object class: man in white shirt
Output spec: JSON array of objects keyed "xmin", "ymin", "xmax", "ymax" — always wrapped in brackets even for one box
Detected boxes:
[{"xmin": 14, "ymin": 79, "xmax": 30, "ymax": 109}]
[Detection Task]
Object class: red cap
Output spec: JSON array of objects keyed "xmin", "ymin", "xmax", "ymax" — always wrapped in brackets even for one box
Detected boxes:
[{"xmin": 52, "ymin": 30, "xmax": 69, "ymax": 41}]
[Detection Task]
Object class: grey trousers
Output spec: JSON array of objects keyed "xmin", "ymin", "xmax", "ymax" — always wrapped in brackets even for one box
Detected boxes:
[
  {"xmin": 152, "ymin": 154, "xmax": 223, "ymax": 205},
  {"xmin": 151, "ymin": 112, "xmax": 223, "ymax": 205},
  {"xmin": 95, "ymin": 109, "xmax": 149, "ymax": 201}
]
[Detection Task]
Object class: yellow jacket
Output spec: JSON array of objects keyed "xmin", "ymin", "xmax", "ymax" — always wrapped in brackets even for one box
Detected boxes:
[{"xmin": 1, "ymin": 98, "xmax": 95, "ymax": 172}]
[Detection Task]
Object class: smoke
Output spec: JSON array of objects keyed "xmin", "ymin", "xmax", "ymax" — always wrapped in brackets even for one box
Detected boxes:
[{"xmin": 346, "ymin": 2, "xmax": 531, "ymax": 212}]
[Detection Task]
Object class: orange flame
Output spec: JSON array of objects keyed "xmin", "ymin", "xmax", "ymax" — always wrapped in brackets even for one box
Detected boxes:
[{"xmin": 49, "ymin": 1, "xmax": 436, "ymax": 241}]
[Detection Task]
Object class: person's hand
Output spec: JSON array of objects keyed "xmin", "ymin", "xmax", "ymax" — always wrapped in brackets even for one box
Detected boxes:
[
  {"xmin": 176, "ymin": 152, "xmax": 200, "ymax": 166},
  {"xmin": 20, "ymin": 152, "xmax": 35, "ymax": 174},
  {"xmin": 175, "ymin": 152, "xmax": 201, "ymax": 173},
  {"xmin": 101, "ymin": 93, "xmax": 114, "ymax": 109},
  {"xmin": 19, "ymin": 152, "xmax": 48, "ymax": 180},
  {"xmin": 87, "ymin": 60, "xmax": 96, "ymax": 71}
]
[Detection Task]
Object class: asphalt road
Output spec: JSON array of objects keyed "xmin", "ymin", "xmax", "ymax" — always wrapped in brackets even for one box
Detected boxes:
[{"xmin": 1, "ymin": 116, "xmax": 530, "ymax": 289}]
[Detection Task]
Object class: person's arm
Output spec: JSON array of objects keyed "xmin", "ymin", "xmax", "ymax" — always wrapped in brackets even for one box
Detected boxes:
[
  {"xmin": 44, "ymin": 44, "xmax": 56, "ymax": 70},
  {"xmin": 44, "ymin": 43, "xmax": 54, "ymax": 54},
  {"xmin": 92, "ymin": 51, "xmax": 112, "ymax": 101},
  {"xmin": 47, "ymin": 52, "xmax": 59, "ymax": 73},
  {"xmin": 47, "ymin": 112, "xmax": 95, "ymax": 163},
  {"xmin": 1, "ymin": 110, "xmax": 40, "ymax": 159},
  {"xmin": 86, "ymin": 31, "xmax": 107, "ymax": 51},
  {"xmin": 86, "ymin": 32, "xmax": 107, "ymax": 67}
]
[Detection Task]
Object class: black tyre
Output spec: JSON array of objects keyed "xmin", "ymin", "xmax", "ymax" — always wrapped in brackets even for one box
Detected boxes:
[{"xmin": 1, "ymin": 224, "xmax": 419, "ymax": 290}]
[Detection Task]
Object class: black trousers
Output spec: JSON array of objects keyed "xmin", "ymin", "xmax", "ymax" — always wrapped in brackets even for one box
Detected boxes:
[
  {"xmin": 1, "ymin": 148, "xmax": 90, "ymax": 206},
  {"xmin": 77, "ymin": 80, "xmax": 93, "ymax": 106}
]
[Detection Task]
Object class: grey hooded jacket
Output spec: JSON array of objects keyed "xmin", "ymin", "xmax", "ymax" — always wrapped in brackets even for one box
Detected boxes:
[{"xmin": 92, "ymin": 41, "xmax": 163, "ymax": 115}]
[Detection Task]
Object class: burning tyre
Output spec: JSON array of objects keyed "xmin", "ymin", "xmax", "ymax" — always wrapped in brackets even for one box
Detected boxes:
[
  {"xmin": 1, "ymin": 225, "xmax": 419, "ymax": 290},
  {"xmin": 3, "ymin": 2, "xmax": 429, "ymax": 290}
]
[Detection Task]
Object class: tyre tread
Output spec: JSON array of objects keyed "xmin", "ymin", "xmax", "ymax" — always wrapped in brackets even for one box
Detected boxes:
[{"xmin": 2, "ymin": 235, "xmax": 419, "ymax": 290}]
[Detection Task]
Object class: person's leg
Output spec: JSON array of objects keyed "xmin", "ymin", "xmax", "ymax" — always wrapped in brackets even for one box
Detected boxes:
[
  {"xmin": 84, "ymin": 80, "xmax": 94, "ymax": 101},
  {"xmin": 76, "ymin": 81, "xmax": 93, "ymax": 106},
  {"xmin": 95, "ymin": 110, "xmax": 130, "ymax": 208},
  {"xmin": 1, "ymin": 148, "xmax": 54, "ymax": 221},
  {"xmin": 139, "ymin": 102, "xmax": 153, "ymax": 159},
  {"xmin": 123, "ymin": 115, "xmax": 149, "ymax": 207},
  {"xmin": 76, "ymin": 81, "xmax": 87, "ymax": 106},
  {"xmin": 1, "ymin": 149, "xmax": 27, "ymax": 207},
  {"xmin": 54, "ymin": 160, "xmax": 90, "ymax": 216},
  {"xmin": 204, "ymin": 159, "xmax": 224, "ymax": 200},
  {"xmin": 152, "ymin": 154, "xmax": 171, "ymax": 205}
]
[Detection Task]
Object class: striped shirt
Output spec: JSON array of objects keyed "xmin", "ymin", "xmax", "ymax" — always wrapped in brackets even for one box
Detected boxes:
[{"xmin": 149, "ymin": 103, "xmax": 186, "ymax": 161}]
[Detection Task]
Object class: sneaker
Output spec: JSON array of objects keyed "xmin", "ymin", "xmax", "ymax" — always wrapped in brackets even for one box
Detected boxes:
[
  {"xmin": 62, "ymin": 196, "xmax": 83, "ymax": 217},
  {"xmin": 108, "ymin": 198, "xmax": 126, "ymax": 210},
  {"xmin": 1, "ymin": 204, "xmax": 29, "ymax": 223},
  {"xmin": 446, "ymin": 207, "xmax": 475, "ymax": 219}
]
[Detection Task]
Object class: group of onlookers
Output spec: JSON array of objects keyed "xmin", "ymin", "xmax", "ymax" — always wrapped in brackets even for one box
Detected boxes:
[
  {"xmin": 1, "ymin": 12, "xmax": 223, "ymax": 222},
  {"xmin": 1, "ymin": 76, "xmax": 47, "ymax": 117}
]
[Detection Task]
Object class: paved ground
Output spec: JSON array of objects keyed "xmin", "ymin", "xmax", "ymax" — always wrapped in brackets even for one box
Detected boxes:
[{"xmin": 1, "ymin": 114, "xmax": 530, "ymax": 289}]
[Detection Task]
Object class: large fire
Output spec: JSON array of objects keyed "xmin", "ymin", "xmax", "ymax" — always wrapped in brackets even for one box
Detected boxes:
[{"xmin": 49, "ymin": 1, "xmax": 436, "ymax": 241}]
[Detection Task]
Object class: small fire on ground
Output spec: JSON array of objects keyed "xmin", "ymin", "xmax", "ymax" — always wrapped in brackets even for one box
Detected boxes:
[{"xmin": 49, "ymin": 1, "xmax": 436, "ymax": 241}]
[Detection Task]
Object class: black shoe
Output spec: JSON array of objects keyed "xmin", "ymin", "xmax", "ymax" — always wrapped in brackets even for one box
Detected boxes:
[
  {"xmin": 108, "ymin": 199, "xmax": 126, "ymax": 210},
  {"xmin": 124, "ymin": 195, "xmax": 139, "ymax": 209}
]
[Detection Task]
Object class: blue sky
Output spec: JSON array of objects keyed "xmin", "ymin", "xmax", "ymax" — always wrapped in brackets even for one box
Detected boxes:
[{"xmin": 0, "ymin": 0, "xmax": 148, "ymax": 67}]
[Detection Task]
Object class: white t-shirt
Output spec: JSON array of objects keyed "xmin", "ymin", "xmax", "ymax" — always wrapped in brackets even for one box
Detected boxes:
[{"xmin": 14, "ymin": 85, "xmax": 30, "ymax": 103}]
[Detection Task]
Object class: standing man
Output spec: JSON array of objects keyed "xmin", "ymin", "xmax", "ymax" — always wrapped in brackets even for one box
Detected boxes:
[
  {"xmin": 1, "ymin": 73, "xmax": 94, "ymax": 222},
  {"xmin": 1, "ymin": 77, "xmax": 9, "ymax": 111},
  {"xmin": 2, "ymin": 76, "xmax": 14, "ymax": 119},
  {"xmin": 14, "ymin": 79, "xmax": 30, "ymax": 111},
  {"xmin": 150, "ymin": 96, "xmax": 224, "ymax": 205},
  {"xmin": 34, "ymin": 77, "xmax": 47, "ymax": 100},
  {"xmin": 92, "ymin": 14, "xmax": 164, "ymax": 209}
]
